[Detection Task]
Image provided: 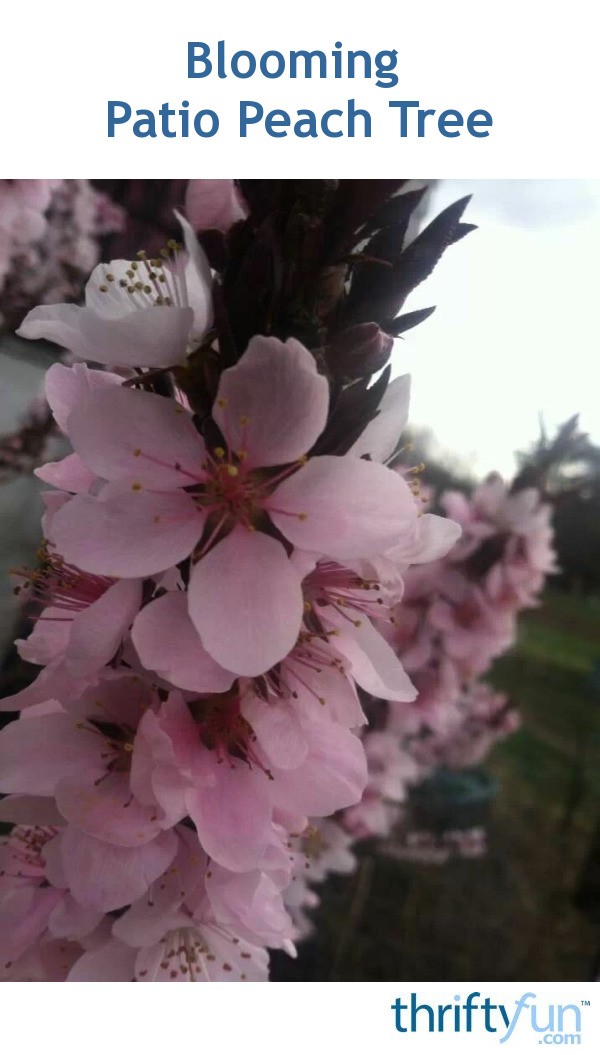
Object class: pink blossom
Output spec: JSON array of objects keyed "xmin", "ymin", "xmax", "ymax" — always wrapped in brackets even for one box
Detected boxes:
[
  {"xmin": 407, "ymin": 682, "xmax": 520, "ymax": 769},
  {"xmin": 67, "ymin": 828, "xmax": 270, "ymax": 981},
  {"xmin": 0, "ymin": 678, "xmax": 169, "ymax": 847},
  {"xmin": 47, "ymin": 336, "xmax": 421, "ymax": 676},
  {"xmin": 205, "ymin": 864, "xmax": 295, "ymax": 952},
  {"xmin": 282, "ymin": 820, "xmax": 357, "ymax": 941},
  {"xmin": 0, "ymin": 825, "xmax": 64, "ymax": 973},
  {"xmin": 2, "ymin": 181, "xmax": 538, "ymax": 980},
  {"xmin": 1, "ymin": 552, "xmax": 141, "ymax": 712},
  {"xmin": 131, "ymin": 688, "xmax": 367, "ymax": 873},
  {"xmin": 290, "ymin": 819, "xmax": 357, "ymax": 886},
  {"xmin": 68, "ymin": 923, "xmax": 269, "ymax": 982},
  {"xmin": 0, "ymin": 798, "xmax": 106, "ymax": 978}
]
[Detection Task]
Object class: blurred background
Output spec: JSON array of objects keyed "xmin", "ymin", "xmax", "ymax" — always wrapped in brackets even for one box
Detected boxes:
[
  {"xmin": 273, "ymin": 180, "xmax": 600, "ymax": 982},
  {"xmin": 1, "ymin": 179, "xmax": 599, "ymax": 981}
]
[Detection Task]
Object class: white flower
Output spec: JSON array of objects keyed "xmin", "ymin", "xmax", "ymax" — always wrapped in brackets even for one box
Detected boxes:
[{"xmin": 17, "ymin": 214, "xmax": 212, "ymax": 368}]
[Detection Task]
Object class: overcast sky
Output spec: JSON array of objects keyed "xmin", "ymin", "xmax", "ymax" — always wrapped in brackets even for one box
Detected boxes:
[{"xmin": 393, "ymin": 180, "xmax": 600, "ymax": 479}]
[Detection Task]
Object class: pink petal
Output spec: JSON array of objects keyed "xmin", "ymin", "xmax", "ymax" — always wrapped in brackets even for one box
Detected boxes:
[
  {"xmin": 213, "ymin": 336, "xmax": 329, "ymax": 468},
  {"xmin": 42, "ymin": 834, "xmax": 68, "ymax": 889},
  {"xmin": 55, "ymin": 772, "xmax": 163, "ymax": 847},
  {"xmin": 67, "ymin": 939, "xmax": 136, "ymax": 981},
  {"xmin": 51, "ymin": 483, "xmax": 204, "ymax": 577},
  {"xmin": 0, "ymin": 714, "xmax": 105, "ymax": 795},
  {"xmin": 129, "ymin": 701, "xmax": 191, "ymax": 828},
  {"xmin": 66, "ymin": 676, "xmax": 153, "ymax": 729},
  {"xmin": 67, "ymin": 386, "xmax": 206, "ymax": 488},
  {"xmin": 0, "ymin": 660, "xmax": 77, "ymax": 712},
  {"xmin": 63, "ymin": 578, "xmax": 142, "ymax": 678},
  {"xmin": 0, "ymin": 886, "xmax": 64, "ymax": 967},
  {"xmin": 324, "ymin": 607, "xmax": 417, "ymax": 702},
  {"xmin": 48, "ymin": 895, "xmax": 104, "ymax": 940},
  {"xmin": 113, "ymin": 829, "xmax": 206, "ymax": 948},
  {"xmin": 287, "ymin": 659, "xmax": 367, "ymax": 727},
  {"xmin": 186, "ymin": 751, "xmax": 273, "ymax": 873},
  {"xmin": 43, "ymin": 362, "xmax": 122, "ymax": 433},
  {"xmin": 41, "ymin": 491, "xmax": 71, "ymax": 534},
  {"xmin": 132, "ymin": 590, "xmax": 235, "ymax": 693},
  {"xmin": 19, "ymin": 302, "xmax": 194, "ymax": 368},
  {"xmin": 6, "ymin": 938, "xmax": 82, "ymax": 982},
  {"xmin": 270, "ymin": 455, "xmax": 417, "ymax": 559},
  {"xmin": 387, "ymin": 513, "xmax": 462, "ymax": 565},
  {"xmin": 188, "ymin": 528, "xmax": 303, "ymax": 676},
  {"xmin": 60, "ymin": 827, "xmax": 178, "ymax": 912},
  {"xmin": 205, "ymin": 866, "xmax": 293, "ymax": 949},
  {"xmin": 270, "ymin": 720, "xmax": 367, "ymax": 817},
  {"xmin": 16, "ymin": 605, "xmax": 72, "ymax": 666},
  {"xmin": 35, "ymin": 453, "xmax": 97, "ymax": 493},
  {"xmin": 114, "ymin": 904, "xmax": 182, "ymax": 951},
  {"xmin": 242, "ymin": 695, "xmax": 308, "ymax": 770}
]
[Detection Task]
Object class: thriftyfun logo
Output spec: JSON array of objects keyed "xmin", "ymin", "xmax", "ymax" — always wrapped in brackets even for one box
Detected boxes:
[{"xmin": 390, "ymin": 992, "xmax": 584, "ymax": 1044}]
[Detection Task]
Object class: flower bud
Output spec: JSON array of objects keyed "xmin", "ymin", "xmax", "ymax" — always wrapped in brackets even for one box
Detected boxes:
[
  {"xmin": 326, "ymin": 322, "xmax": 394, "ymax": 379},
  {"xmin": 185, "ymin": 179, "xmax": 248, "ymax": 234}
]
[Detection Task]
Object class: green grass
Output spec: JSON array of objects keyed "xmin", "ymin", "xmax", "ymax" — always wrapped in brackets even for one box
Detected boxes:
[{"xmin": 271, "ymin": 590, "xmax": 600, "ymax": 981}]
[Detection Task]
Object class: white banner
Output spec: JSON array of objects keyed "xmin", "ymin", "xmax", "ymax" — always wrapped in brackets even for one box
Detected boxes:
[
  {"xmin": 1, "ymin": 0, "xmax": 598, "ymax": 176},
  {"xmin": 0, "ymin": 981, "xmax": 598, "ymax": 1053}
]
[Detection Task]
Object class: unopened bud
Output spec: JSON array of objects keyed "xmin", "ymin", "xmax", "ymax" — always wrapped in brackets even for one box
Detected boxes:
[
  {"xmin": 326, "ymin": 322, "xmax": 393, "ymax": 379},
  {"xmin": 185, "ymin": 179, "xmax": 248, "ymax": 234}
]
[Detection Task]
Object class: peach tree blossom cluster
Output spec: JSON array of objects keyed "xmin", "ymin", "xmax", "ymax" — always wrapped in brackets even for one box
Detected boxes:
[
  {"xmin": 388, "ymin": 475, "xmax": 557, "ymax": 763},
  {"xmin": 0, "ymin": 179, "xmax": 475, "ymax": 980},
  {"xmin": 286, "ymin": 473, "xmax": 557, "ymax": 932}
]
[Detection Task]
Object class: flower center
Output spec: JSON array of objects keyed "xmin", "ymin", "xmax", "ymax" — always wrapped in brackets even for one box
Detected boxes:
[
  {"xmin": 128, "ymin": 403, "xmax": 308, "ymax": 558},
  {"xmin": 188, "ymin": 691, "xmax": 271, "ymax": 776},
  {"xmin": 95, "ymin": 243, "xmax": 185, "ymax": 309},
  {"xmin": 300, "ymin": 824, "xmax": 328, "ymax": 862},
  {"xmin": 12, "ymin": 542, "xmax": 114, "ymax": 620},
  {"xmin": 303, "ymin": 560, "xmax": 386, "ymax": 626},
  {"xmin": 81, "ymin": 718, "xmax": 136, "ymax": 782},
  {"xmin": 146, "ymin": 926, "xmax": 252, "ymax": 981},
  {"xmin": 201, "ymin": 448, "xmax": 264, "ymax": 529}
]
